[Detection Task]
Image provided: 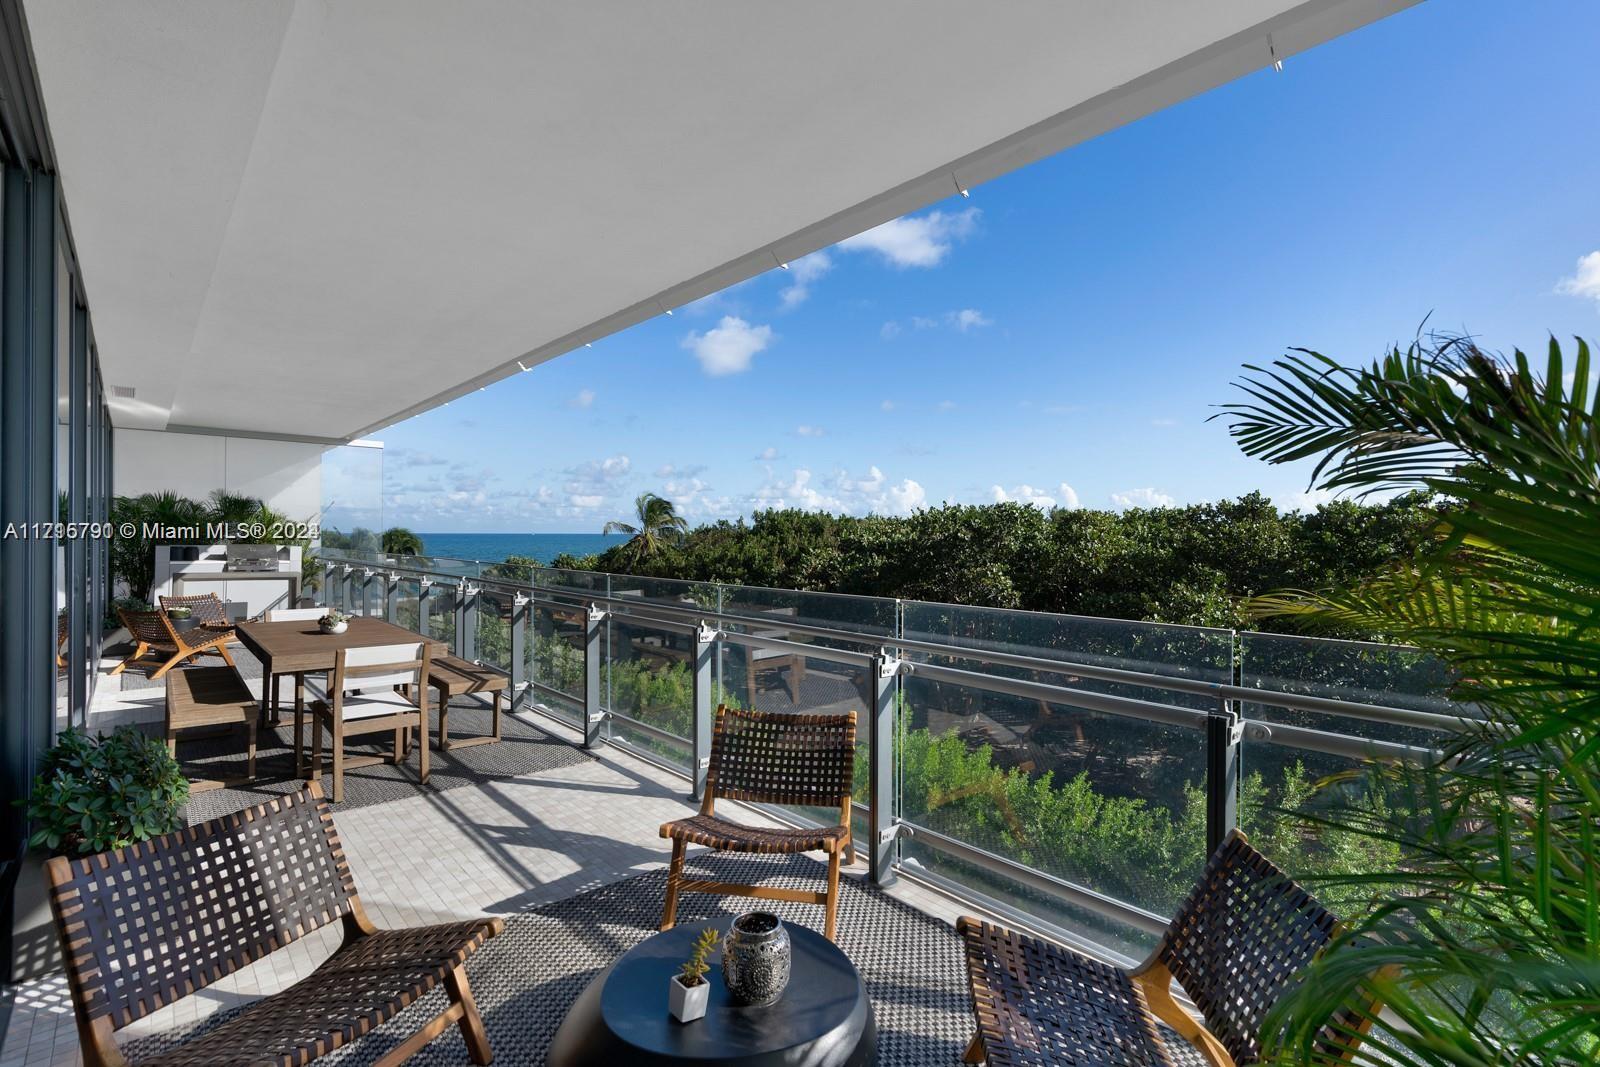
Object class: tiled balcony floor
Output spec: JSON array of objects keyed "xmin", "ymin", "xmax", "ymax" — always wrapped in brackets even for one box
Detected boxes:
[{"xmin": 4, "ymin": 664, "xmax": 969, "ymax": 1067}]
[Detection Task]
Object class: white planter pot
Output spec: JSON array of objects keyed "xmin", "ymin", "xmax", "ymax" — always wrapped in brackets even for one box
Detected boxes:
[
  {"xmin": 668, "ymin": 975, "xmax": 709, "ymax": 1023},
  {"xmin": 321, "ymin": 620, "xmax": 348, "ymax": 635}
]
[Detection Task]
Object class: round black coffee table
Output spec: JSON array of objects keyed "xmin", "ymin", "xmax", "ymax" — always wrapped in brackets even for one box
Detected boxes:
[{"xmin": 546, "ymin": 919, "xmax": 876, "ymax": 1066}]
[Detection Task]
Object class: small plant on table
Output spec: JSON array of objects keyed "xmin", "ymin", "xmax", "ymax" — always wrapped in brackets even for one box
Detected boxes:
[{"xmin": 668, "ymin": 926, "xmax": 720, "ymax": 1023}]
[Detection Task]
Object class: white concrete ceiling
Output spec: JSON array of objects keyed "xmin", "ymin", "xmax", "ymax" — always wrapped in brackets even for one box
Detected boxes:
[{"xmin": 26, "ymin": 0, "xmax": 1413, "ymax": 441}]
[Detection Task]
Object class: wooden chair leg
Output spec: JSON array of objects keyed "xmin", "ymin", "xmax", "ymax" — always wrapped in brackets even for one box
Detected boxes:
[
  {"xmin": 660, "ymin": 838, "xmax": 686, "ymax": 931},
  {"xmin": 437, "ymin": 688, "xmax": 450, "ymax": 750},
  {"xmin": 111, "ymin": 643, "xmax": 147, "ymax": 675},
  {"xmin": 216, "ymin": 643, "xmax": 236, "ymax": 668},
  {"xmin": 963, "ymin": 1032, "xmax": 985, "ymax": 1064},
  {"xmin": 244, "ymin": 722, "xmax": 257, "ymax": 782},
  {"xmin": 150, "ymin": 651, "xmax": 185, "ymax": 680},
  {"xmin": 491, "ymin": 689, "xmax": 502, "ymax": 741},
  {"xmin": 331, "ymin": 726, "xmax": 345, "ymax": 803},
  {"xmin": 310, "ymin": 716, "xmax": 324, "ymax": 783},
  {"xmin": 824, "ymin": 847, "xmax": 842, "ymax": 942},
  {"xmin": 446, "ymin": 964, "xmax": 493, "ymax": 1065},
  {"xmin": 418, "ymin": 712, "xmax": 429, "ymax": 784}
]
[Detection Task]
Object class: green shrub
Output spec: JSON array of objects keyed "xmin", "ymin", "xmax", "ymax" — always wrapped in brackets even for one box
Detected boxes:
[{"xmin": 24, "ymin": 727, "xmax": 189, "ymax": 854}]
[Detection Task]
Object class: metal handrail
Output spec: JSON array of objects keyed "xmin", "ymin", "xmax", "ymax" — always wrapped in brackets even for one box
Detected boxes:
[{"xmin": 320, "ymin": 551, "xmax": 1464, "ymax": 736}]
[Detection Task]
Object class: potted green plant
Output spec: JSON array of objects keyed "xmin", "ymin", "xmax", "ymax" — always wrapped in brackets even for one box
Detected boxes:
[
  {"xmin": 669, "ymin": 926, "xmax": 719, "ymax": 1023},
  {"xmin": 22, "ymin": 727, "xmax": 189, "ymax": 855},
  {"xmin": 319, "ymin": 608, "xmax": 350, "ymax": 635},
  {"xmin": 165, "ymin": 604, "xmax": 196, "ymax": 632}
]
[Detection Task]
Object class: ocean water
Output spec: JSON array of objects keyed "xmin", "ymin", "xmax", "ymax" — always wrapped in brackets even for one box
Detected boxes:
[{"xmin": 414, "ymin": 532, "xmax": 628, "ymax": 564}]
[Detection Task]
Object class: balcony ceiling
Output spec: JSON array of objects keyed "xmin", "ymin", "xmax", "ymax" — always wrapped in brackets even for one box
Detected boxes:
[{"xmin": 26, "ymin": 0, "xmax": 1411, "ymax": 441}]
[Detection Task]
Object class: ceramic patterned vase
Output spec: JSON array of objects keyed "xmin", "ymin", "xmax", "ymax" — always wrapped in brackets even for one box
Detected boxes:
[{"xmin": 720, "ymin": 911, "xmax": 790, "ymax": 1006}]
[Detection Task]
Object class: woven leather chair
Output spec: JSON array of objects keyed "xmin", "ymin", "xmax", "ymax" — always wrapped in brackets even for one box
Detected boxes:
[
  {"xmin": 958, "ymin": 831, "xmax": 1371, "ymax": 1067},
  {"xmin": 45, "ymin": 783, "xmax": 502, "ymax": 1067},
  {"xmin": 659, "ymin": 705, "xmax": 856, "ymax": 941},
  {"xmin": 111, "ymin": 607, "xmax": 236, "ymax": 680},
  {"xmin": 159, "ymin": 592, "xmax": 235, "ymax": 629},
  {"xmin": 300, "ymin": 641, "xmax": 433, "ymax": 803}
]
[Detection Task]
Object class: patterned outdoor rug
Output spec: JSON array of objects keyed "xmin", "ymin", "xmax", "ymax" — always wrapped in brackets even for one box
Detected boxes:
[
  {"xmin": 119, "ymin": 850, "xmax": 1209, "ymax": 1066},
  {"xmin": 118, "ymin": 852, "xmax": 969, "ymax": 1065},
  {"xmin": 171, "ymin": 701, "xmax": 594, "ymax": 821}
]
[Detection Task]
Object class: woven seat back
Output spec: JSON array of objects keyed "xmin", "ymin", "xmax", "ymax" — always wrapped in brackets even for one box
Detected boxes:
[
  {"xmin": 120, "ymin": 608, "xmax": 174, "ymax": 646},
  {"xmin": 46, "ymin": 787, "xmax": 356, "ymax": 1031},
  {"xmin": 707, "ymin": 706, "xmax": 856, "ymax": 807},
  {"xmin": 159, "ymin": 593, "xmax": 230, "ymax": 627},
  {"xmin": 1157, "ymin": 830, "xmax": 1341, "ymax": 1064}
]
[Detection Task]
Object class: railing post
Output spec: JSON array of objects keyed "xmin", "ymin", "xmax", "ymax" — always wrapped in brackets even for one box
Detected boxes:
[
  {"xmin": 384, "ymin": 573, "xmax": 399, "ymax": 624},
  {"xmin": 510, "ymin": 592, "xmax": 530, "ymax": 711},
  {"xmin": 361, "ymin": 568, "xmax": 378, "ymax": 617},
  {"xmin": 320, "ymin": 561, "xmax": 334, "ymax": 607},
  {"xmin": 342, "ymin": 564, "xmax": 357, "ymax": 612},
  {"xmin": 583, "ymin": 603, "xmax": 605, "ymax": 749},
  {"xmin": 869, "ymin": 651, "xmax": 900, "ymax": 887},
  {"xmin": 458, "ymin": 582, "xmax": 478, "ymax": 661},
  {"xmin": 691, "ymin": 621, "xmax": 716, "ymax": 801},
  {"xmin": 417, "ymin": 579, "xmax": 434, "ymax": 640},
  {"xmin": 1205, "ymin": 697, "xmax": 1241, "ymax": 856}
]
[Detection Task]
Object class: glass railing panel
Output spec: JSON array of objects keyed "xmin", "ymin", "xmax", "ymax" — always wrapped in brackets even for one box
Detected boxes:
[
  {"xmin": 602, "ymin": 616, "xmax": 694, "ymax": 773},
  {"xmin": 903, "ymin": 600, "xmax": 1232, "ymax": 710},
  {"xmin": 898, "ymin": 668, "xmax": 1208, "ymax": 955},
  {"xmin": 719, "ymin": 584, "xmax": 896, "ymax": 637},
  {"xmin": 526, "ymin": 601, "xmax": 585, "ymax": 727},
  {"xmin": 1238, "ymin": 735, "xmax": 1415, "ymax": 914},
  {"xmin": 393, "ymin": 578, "xmax": 421, "ymax": 633},
  {"xmin": 425, "ymin": 581, "xmax": 459, "ymax": 649},
  {"xmin": 1239, "ymin": 632, "xmax": 1460, "ymax": 745},
  {"xmin": 474, "ymin": 586, "xmax": 514, "ymax": 674}
]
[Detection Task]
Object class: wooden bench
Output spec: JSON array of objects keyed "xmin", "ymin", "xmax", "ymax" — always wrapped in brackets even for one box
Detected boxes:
[
  {"xmin": 164, "ymin": 665, "xmax": 258, "ymax": 792},
  {"xmin": 46, "ymin": 784, "xmax": 502, "ymax": 1067},
  {"xmin": 428, "ymin": 655, "xmax": 510, "ymax": 751}
]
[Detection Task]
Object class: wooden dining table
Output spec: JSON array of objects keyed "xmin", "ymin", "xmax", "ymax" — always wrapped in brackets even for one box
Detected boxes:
[{"xmin": 233, "ymin": 616, "xmax": 448, "ymax": 728}]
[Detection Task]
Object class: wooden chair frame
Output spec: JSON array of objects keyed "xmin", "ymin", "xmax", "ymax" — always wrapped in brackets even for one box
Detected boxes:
[
  {"xmin": 110, "ymin": 607, "xmax": 236, "ymax": 680},
  {"xmin": 45, "ymin": 783, "xmax": 500, "ymax": 1067},
  {"xmin": 659, "ymin": 705, "xmax": 856, "ymax": 941},
  {"xmin": 299, "ymin": 643, "xmax": 433, "ymax": 803}
]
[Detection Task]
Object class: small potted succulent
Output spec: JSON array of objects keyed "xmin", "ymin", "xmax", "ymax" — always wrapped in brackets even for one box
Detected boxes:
[
  {"xmin": 669, "ymin": 926, "xmax": 719, "ymax": 1023},
  {"xmin": 319, "ymin": 608, "xmax": 350, "ymax": 635},
  {"xmin": 165, "ymin": 604, "xmax": 196, "ymax": 632}
]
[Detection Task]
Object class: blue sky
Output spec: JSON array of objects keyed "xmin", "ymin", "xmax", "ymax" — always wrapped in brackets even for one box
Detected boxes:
[{"xmin": 325, "ymin": 0, "xmax": 1600, "ymax": 534}]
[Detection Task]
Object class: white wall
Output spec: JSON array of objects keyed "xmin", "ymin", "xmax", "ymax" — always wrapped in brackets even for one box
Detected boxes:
[{"xmin": 112, "ymin": 428, "xmax": 322, "ymax": 520}]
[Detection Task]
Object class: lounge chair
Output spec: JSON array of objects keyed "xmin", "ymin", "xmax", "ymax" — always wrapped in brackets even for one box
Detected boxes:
[
  {"xmin": 958, "ymin": 830, "xmax": 1372, "ymax": 1067},
  {"xmin": 659, "ymin": 705, "xmax": 856, "ymax": 941},
  {"xmin": 110, "ymin": 608, "xmax": 236, "ymax": 680}
]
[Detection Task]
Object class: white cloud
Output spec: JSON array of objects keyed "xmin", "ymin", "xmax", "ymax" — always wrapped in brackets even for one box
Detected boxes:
[
  {"xmin": 682, "ymin": 316, "xmax": 774, "ymax": 376},
  {"xmin": 567, "ymin": 494, "xmax": 604, "ymax": 509},
  {"xmin": 1110, "ymin": 487, "xmax": 1176, "ymax": 510},
  {"xmin": 991, "ymin": 482, "xmax": 1079, "ymax": 510},
  {"xmin": 1556, "ymin": 251, "xmax": 1600, "ymax": 307},
  {"xmin": 755, "ymin": 446, "xmax": 780, "ymax": 461},
  {"xmin": 778, "ymin": 252, "xmax": 832, "ymax": 310},
  {"xmin": 880, "ymin": 321, "xmax": 902, "ymax": 339},
  {"xmin": 948, "ymin": 308, "xmax": 992, "ymax": 332},
  {"xmin": 911, "ymin": 315, "xmax": 940, "ymax": 330},
  {"xmin": 1150, "ymin": 417, "xmax": 1177, "ymax": 427},
  {"xmin": 880, "ymin": 399, "xmax": 896, "ymax": 412},
  {"xmin": 838, "ymin": 207, "xmax": 980, "ymax": 268},
  {"xmin": 1289, "ymin": 488, "xmax": 1333, "ymax": 511},
  {"xmin": 751, "ymin": 465, "xmax": 925, "ymax": 516},
  {"xmin": 937, "ymin": 400, "xmax": 957, "ymax": 411},
  {"xmin": 566, "ymin": 388, "xmax": 595, "ymax": 409},
  {"xmin": 795, "ymin": 424, "xmax": 825, "ymax": 438}
]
